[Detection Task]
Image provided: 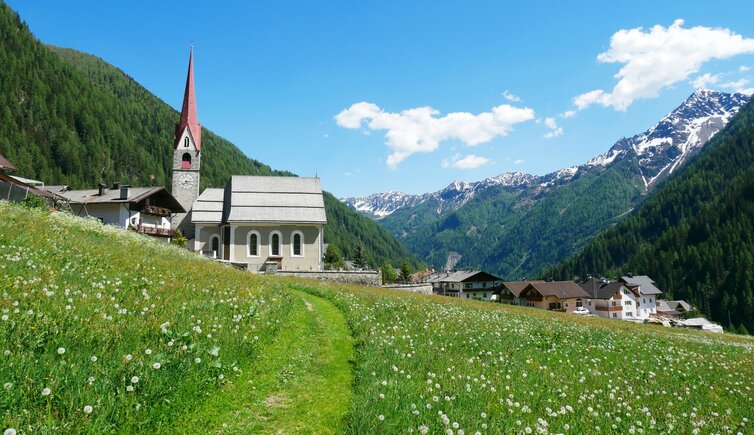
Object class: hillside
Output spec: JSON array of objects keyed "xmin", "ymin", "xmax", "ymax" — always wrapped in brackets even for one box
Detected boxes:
[
  {"xmin": 0, "ymin": 4, "xmax": 421, "ymax": 270},
  {"xmin": 2, "ymin": 201, "xmax": 753, "ymax": 433},
  {"xmin": 343, "ymin": 90, "xmax": 748, "ymax": 278},
  {"xmin": 546, "ymin": 96, "xmax": 754, "ymax": 333}
]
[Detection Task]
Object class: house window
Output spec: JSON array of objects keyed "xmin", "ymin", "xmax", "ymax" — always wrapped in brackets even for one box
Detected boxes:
[
  {"xmin": 624, "ymin": 300, "xmax": 631, "ymax": 306},
  {"xmin": 247, "ymin": 231, "xmax": 260, "ymax": 257},
  {"xmin": 483, "ymin": 293, "xmax": 488, "ymax": 298},
  {"xmin": 611, "ymin": 301, "xmax": 617, "ymax": 306},
  {"xmin": 184, "ymin": 137, "xmax": 189, "ymax": 148},
  {"xmin": 482, "ymin": 282, "xmax": 487, "ymax": 288},
  {"xmin": 627, "ymin": 312, "xmax": 633, "ymax": 317},
  {"xmin": 269, "ymin": 231, "xmax": 281, "ymax": 257},
  {"xmin": 576, "ymin": 299, "xmax": 583, "ymax": 307},
  {"xmin": 181, "ymin": 153, "xmax": 191, "ymax": 169},
  {"xmin": 466, "ymin": 294, "xmax": 470, "ymax": 298},
  {"xmin": 465, "ymin": 283, "xmax": 473, "ymax": 289},
  {"xmin": 643, "ymin": 298, "xmax": 646, "ymax": 304},
  {"xmin": 291, "ymin": 231, "xmax": 304, "ymax": 256},
  {"xmin": 612, "ymin": 313, "xmax": 618, "ymax": 318}
]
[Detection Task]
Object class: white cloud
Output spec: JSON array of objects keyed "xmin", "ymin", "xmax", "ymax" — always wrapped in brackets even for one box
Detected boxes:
[
  {"xmin": 335, "ymin": 102, "xmax": 535, "ymax": 168},
  {"xmin": 343, "ymin": 171, "xmax": 352, "ymax": 176},
  {"xmin": 740, "ymin": 65, "xmax": 751, "ymax": 73},
  {"xmin": 562, "ymin": 110, "xmax": 577, "ymax": 119},
  {"xmin": 543, "ymin": 117, "xmax": 563, "ymax": 138},
  {"xmin": 691, "ymin": 73, "xmax": 720, "ymax": 89},
  {"xmin": 514, "ymin": 159, "xmax": 525, "ymax": 164},
  {"xmin": 720, "ymin": 78, "xmax": 749, "ymax": 91},
  {"xmin": 442, "ymin": 154, "xmax": 491, "ymax": 170},
  {"xmin": 573, "ymin": 19, "xmax": 754, "ymax": 111},
  {"xmin": 502, "ymin": 90, "xmax": 521, "ymax": 102}
]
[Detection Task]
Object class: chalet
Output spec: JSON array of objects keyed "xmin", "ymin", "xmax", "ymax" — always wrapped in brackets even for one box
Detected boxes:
[
  {"xmin": 499, "ymin": 280, "xmax": 545, "ymax": 305},
  {"xmin": 656, "ymin": 300, "xmax": 693, "ymax": 318},
  {"xmin": 619, "ymin": 275, "xmax": 662, "ymax": 317},
  {"xmin": 428, "ymin": 270, "xmax": 503, "ymax": 301},
  {"xmin": 578, "ymin": 276, "xmax": 661, "ymax": 320},
  {"xmin": 54, "ymin": 184, "xmax": 185, "ymax": 240},
  {"xmin": 518, "ymin": 281, "xmax": 591, "ymax": 312}
]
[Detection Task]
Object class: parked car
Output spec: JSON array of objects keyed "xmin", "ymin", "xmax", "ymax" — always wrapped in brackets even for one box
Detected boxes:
[{"xmin": 573, "ymin": 307, "xmax": 591, "ymax": 315}]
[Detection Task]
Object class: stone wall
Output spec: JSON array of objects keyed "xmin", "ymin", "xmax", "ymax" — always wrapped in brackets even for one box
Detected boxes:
[
  {"xmin": 382, "ymin": 283, "xmax": 434, "ymax": 295},
  {"xmin": 277, "ymin": 270, "xmax": 382, "ymax": 286}
]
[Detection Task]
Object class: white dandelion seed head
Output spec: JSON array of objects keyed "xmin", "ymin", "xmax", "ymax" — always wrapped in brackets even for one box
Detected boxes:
[
  {"xmin": 125, "ymin": 354, "xmax": 133, "ymax": 361},
  {"xmin": 4, "ymin": 428, "xmax": 17, "ymax": 435},
  {"xmin": 126, "ymin": 385, "xmax": 134, "ymax": 392},
  {"xmin": 83, "ymin": 405, "xmax": 93, "ymax": 414},
  {"xmin": 145, "ymin": 349, "xmax": 152, "ymax": 355},
  {"xmin": 57, "ymin": 347, "xmax": 65, "ymax": 355},
  {"xmin": 41, "ymin": 387, "xmax": 51, "ymax": 396},
  {"xmin": 131, "ymin": 376, "xmax": 139, "ymax": 384},
  {"xmin": 90, "ymin": 356, "xmax": 97, "ymax": 362},
  {"xmin": 152, "ymin": 362, "xmax": 161, "ymax": 370}
]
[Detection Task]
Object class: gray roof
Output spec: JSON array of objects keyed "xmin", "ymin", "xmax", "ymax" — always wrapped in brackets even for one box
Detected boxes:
[
  {"xmin": 578, "ymin": 278, "xmax": 631, "ymax": 299},
  {"xmin": 427, "ymin": 270, "xmax": 502, "ymax": 284},
  {"xmin": 192, "ymin": 176, "xmax": 327, "ymax": 225},
  {"xmin": 503, "ymin": 281, "xmax": 545, "ymax": 297},
  {"xmin": 56, "ymin": 186, "xmax": 185, "ymax": 212},
  {"xmin": 621, "ymin": 275, "xmax": 663, "ymax": 295},
  {"xmin": 524, "ymin": 281, "xmax": 591, "ymax": 299}
]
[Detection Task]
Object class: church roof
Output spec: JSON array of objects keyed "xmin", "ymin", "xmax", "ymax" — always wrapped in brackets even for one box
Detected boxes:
[
  {"xmin": 173, "ymin": 48, "xmax": 201, "ymax": 151},
  {"xmin": 191, "ymin": 176, "xmax": 327, "ymax": 225}
]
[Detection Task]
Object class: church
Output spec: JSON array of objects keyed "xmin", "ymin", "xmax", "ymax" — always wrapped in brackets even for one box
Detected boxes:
[{"xmin": 170, "ymin": 49, "xmax": 327, "ymax": 272}]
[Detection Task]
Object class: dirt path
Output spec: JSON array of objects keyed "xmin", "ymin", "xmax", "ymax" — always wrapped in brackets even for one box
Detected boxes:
[{"xmin": 174, "ymin": 290, "xmax": 354, "ymax": 433}]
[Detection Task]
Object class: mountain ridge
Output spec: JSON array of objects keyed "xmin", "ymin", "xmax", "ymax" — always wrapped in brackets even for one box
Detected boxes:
[{"xmin": 343, "ymin": 89, "xmax": 749, "ymax": 219}]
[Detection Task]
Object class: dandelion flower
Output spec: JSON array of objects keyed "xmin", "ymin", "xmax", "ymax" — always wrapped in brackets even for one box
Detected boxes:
[
  {"xmin": 195, "ymin": 357, "xmax": 201, "ymax": 364},
  {"xmin": 57, "ymin": 347, "xmax": 65, "ymax": 355},
  {"xmin": 3, "ymin": 383, "xmax": 11, "ymax": 390},
  {"xmin": 42, "ymin": 387, "xmax": 51, "ymax": 396},
  {"xmin": 83, "ymin": 405, "xmax": 93, "ymax": 414},
  {"xmin": 90, "ymin": 355, "xmax": 97, "ymax": 362},
  {"xmin": 4, "ymin": 429, "xmax": 17, "ymax": 435},
  {"xmin": 378, "ymin": 415, "xmax": 385, "ymax": 421},
  {"xmin": 145, "ymin": 349, "xmax": 152, "ymax": 355},
  {"xmin": 152, "ymin": 362, "xmax": 161, "ymax": 369},
  {"xmin": 125, "ymin": 354, "xmax": 133, "ymax": 361},
  {"xmin": 126, "ymin": 385, "xmax": 134, "ymax": 392},
  {"xmin": 131, "ymin": 376, "xmax": 139, "ymax": 384}
]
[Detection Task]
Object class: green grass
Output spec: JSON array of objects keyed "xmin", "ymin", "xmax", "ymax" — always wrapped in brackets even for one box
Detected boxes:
[
  {"xmin": 296, "ymin": 281, "xmax": 754, "ymax": 434},
  {"xmin": 2, "ymin": 201, "xmax": 754, "ymax": 434},
  {"xmin": 173, "ymin": 288, "xmax": 354, "ymax": 433}
]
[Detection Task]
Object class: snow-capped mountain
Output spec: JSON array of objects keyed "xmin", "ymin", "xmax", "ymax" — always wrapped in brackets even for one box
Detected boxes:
[{"xmin": 342, "ymin": 89, "xmax": 749, "ymax": 219}]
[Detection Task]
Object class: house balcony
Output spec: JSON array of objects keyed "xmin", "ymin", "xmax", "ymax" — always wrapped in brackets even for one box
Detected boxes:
[
  {"xmin": 596, "ymin": 305, "xmax": 623, "ymax": 312},
  {"xmin": 141, "ymin": 205, "xmax": 172, "ymax": 217},
  {"xmin": 129, "ymin": 224, "xmax": 174, "ymax": 238}
]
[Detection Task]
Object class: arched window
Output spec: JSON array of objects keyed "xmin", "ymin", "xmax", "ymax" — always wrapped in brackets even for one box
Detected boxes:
[
  {"xmin": 247, "ymin": 231, "xmax": 260, "ymax": 257},
  {"xmin": 209, "ymin": 235, "xmax": 220, "ymax": 259},
  {"xmin": 269, "ymin": 231, "xmax": 281, "ymax": 257},
  {"xmin": 181, "ymin": 153, "xmax": 192, "ymax": 169},
  {"xmin": 291, "ymin": 231, "xmax": 304, "ymax": 256},
  {"xmin": 184, "ymin": 137, "xmax": 189, "ymax": 148}
]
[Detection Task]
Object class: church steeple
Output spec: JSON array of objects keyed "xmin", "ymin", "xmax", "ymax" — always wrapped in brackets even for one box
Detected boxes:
[{"xmin": 174, "ymin": 47, "xmax": 201, "ymax": 151}]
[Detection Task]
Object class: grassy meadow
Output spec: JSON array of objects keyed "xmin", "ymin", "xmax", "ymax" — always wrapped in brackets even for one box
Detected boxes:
[{"xmin": 1, "ymin": 201, "xmax": 754, "ymax": 434}]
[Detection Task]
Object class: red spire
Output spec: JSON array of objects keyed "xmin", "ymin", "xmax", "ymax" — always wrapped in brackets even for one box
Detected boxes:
[{"xmin": 174, "ymin": 47, "xmax": 201, "ymax": 150}]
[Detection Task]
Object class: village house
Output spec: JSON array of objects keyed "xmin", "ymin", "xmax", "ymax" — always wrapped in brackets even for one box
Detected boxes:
[
  {"xmin": 578, "ymin": 275, "xmax": 662, "ymax": 320},
  {"xmin": 0, "ymin": 154, "xmax": 54, "ymax": 203},
  {"xmin": 656, "ymin": 300, "xmax": 694, "ymax": 318},
  {"xmin": 53, "ymin": 183, "xmax": 185, "ymax": 240},
  {"xmin": 516, "ymin": 281, "xmax": 591, "ymax": 312},
  {"xmin": 427, "ymin": 270, "xmax": 503, "ymax": 301},
  {"xmin": 167, "ymin": 48, "xmax": 327, "ymax": 272}
]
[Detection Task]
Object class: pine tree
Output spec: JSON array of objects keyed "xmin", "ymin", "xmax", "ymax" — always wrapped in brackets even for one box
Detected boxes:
[{"xmin": 381, "ymin": 260, "xmax": 397, "ymax": 284}]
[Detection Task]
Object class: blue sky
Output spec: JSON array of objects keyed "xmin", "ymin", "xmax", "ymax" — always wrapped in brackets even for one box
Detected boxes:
[{"xmin": 9, "ymin": 1, "xmax": 754, "ymax": 197}]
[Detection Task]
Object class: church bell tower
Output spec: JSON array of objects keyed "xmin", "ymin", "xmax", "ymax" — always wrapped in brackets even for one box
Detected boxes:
[{"xmin": 171, "ymin": 47, "xmax": 201, "ymax": 237}]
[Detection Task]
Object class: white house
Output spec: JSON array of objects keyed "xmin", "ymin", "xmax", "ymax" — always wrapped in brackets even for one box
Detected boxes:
[
  {"xmin": 427, "ymin": 270, "xmax": 504, "ymax": 301},
  {"xmin": 579, "ymin": 276, "xmax": 662, "ymax": 320}
]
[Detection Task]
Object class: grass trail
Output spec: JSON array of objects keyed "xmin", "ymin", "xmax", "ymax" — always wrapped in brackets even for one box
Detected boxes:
[{"xmin": 174, "ymin": 289, "xmax": 355, "ymax": 434}]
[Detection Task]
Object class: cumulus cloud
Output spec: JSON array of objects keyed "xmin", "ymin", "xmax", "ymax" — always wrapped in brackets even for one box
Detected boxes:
[
  {"xmin": 502, "ymin": 90, "xmax": 521, "ymax": 102},
  {"xmin": 335, "ymin": 102, "xmax": 535, "ymax": 168},
  {"xmin": 691, "ymin": 73, "xmax": 721, "ymax": 89},
  {"xmin": 573, "ymin": 19, "xmax": 754, "ymax": 111},
  {"xmin": 514, "ymin": 159, "xmax": 525, "ymax": 164},
  {"xmin": 562, "ymin": 110, "xmax": 577, "ymax": 119},
  {"xmin": 442, "ymin": 154, "xmax": 491, "ymax": 170},
  {"xmin": 543, "ymin": 117, "xmax": 563, "ymax": 138},
  {"xmin": 740, "ymin": 65, "xmax": 750, "ymax": 73}
]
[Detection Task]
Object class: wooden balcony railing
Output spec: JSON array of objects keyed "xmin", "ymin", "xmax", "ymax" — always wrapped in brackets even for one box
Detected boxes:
[
  {"xmin": 141, "ymin": 205, "xmax": 172, "ymax": 217},
  {"xmin": 130, "ymin": 224, "xmax": 174, "ymax": 237}
]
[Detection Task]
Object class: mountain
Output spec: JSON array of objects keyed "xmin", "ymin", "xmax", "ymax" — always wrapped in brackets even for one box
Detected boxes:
[
  {"xmin": 342, "ymin": 89, "xmax": 749, "ymax": 277},
  {"xmin": 0, "ymin": 4, "xmax": 421, "ymax": 269},
  {"xmin": 545, "ymin": 96, "xmax": 754, "ymax": 333}
]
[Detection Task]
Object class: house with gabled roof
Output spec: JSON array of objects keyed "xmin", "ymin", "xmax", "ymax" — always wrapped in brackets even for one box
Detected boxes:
[
  {"xmin": 578, "ymin": 276, "xmax": 662, "ymax": 320},
  {"xmin": 428, "ymin": 270, "xmax": 503, "ymax": 301},
  {"xmin": 518, "ymin": 281, "xmax": 591, "ymax": 312},
  {"xmin": 54, "ymin": 183, "xmax": 185, "ymax": 239}
]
